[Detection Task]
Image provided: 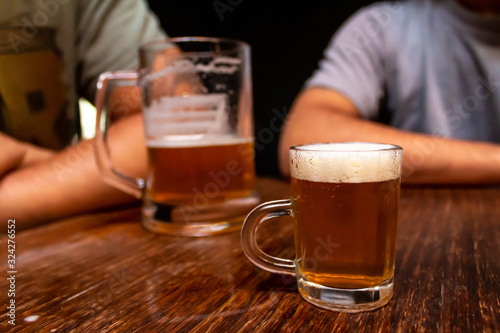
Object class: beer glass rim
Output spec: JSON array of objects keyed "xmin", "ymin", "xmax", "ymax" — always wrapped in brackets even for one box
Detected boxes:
[
  {"xmin": 139, "ymin": 36, "xmax": 250, "ymax": 54},
  {"xmin": 290, "ymin": 142, "xmax": 403, "ymax": 152}
]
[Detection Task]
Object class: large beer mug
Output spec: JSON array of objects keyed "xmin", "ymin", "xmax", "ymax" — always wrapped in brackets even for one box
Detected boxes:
[
  {"xmin": 241, "ymin": 143, "xmax": 403, "ymax": 312},
  {"xmin": 94, "ymin": 37, "xmax": 259, "ymax": 236}
]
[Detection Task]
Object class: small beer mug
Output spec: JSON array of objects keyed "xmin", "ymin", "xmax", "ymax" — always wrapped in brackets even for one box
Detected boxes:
[
  {"xmin": 95, "ymin": 37, "xmax": 259, "ymax": 236},
  {"xmin": 241, "ymin": 143, "xmax": 403, "ymax": 312}
]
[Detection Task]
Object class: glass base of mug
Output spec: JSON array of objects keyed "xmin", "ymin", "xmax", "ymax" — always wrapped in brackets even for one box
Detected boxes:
[
  {"xmin": 297, "ymin": 275, "xmax": 393, "ymax": 313},
  {"xmin": 141, "ymin": 191, "xmax": 260, "ymax": 237}
]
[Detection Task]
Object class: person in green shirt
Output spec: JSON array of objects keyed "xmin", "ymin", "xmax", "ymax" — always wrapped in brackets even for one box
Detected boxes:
[{"xmin": 0, "ymin": 0, "xmax": 166, "ymax": 229}]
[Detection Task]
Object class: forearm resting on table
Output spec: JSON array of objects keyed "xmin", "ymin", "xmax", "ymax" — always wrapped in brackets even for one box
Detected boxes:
[
  {"xmin": 279, "ymin": 88, "xmax": 500, "ymax": 184},
  {"xmin": 0, "ymin": 114, "xmax": 147, "ymax": 231}
]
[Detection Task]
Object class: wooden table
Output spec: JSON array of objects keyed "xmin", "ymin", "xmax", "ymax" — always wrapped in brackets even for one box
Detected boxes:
[{"xmin": 1, "ymin": 178, "xmax": 499, "ymax": 332}]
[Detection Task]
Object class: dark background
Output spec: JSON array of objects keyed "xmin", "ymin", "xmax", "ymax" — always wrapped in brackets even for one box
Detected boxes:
[{"xmin": 147, "ymin": 0, "xmax": 375, "ymax": 177}]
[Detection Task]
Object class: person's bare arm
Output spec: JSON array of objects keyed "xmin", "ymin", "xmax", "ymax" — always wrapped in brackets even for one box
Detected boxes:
[
  {"xmin": 279, "ymin": 88, "xmax": 500, "ymax": 184},
  {"xmin": 0, "ymin": 113, "xmax": 146, "ymax": 230},
  {"xmin": 0, "ymin": 61, "xmax": 191, "ymax": 231}
]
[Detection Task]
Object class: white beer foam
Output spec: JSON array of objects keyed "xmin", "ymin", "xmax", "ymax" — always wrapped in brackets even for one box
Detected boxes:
[
  {"xmin": 147, "ymin": 135, "xmax": 252, "ymax": 148},
  {"xmin": 290, "ymin": 143, "xmax": 402, "ymax": 183}
]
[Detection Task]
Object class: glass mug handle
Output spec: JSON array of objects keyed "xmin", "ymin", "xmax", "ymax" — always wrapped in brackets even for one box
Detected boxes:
[
  {"xmin": 241, "ymin": 199, "xmax": 296, "ymax": 276},
  {"xmin": 94, "ymin": 71, "xmax": 144, "ymax": 199}
]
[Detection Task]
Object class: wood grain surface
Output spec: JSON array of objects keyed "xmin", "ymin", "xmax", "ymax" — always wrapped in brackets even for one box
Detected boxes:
[{"xmin": 0, "ymin": 178, "xmax": 499, "ymax": 332}]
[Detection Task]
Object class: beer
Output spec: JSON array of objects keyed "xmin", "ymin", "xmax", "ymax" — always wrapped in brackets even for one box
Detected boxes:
[
  {"xmin": 95, "ymin": 38, "xmax": 258, "ymax": 236},
  {"xmin": 146, "ymin": 137, "xmax": 255, "ymax": 205},
  {"xmin": 290, "ymin": 143, "xmax": 402, "ymax": 289}
]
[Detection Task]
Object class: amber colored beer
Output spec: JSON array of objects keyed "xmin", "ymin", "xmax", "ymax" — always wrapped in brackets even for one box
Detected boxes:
[
  {"xmin": 290, "ymin": 143, "xmax": 402, "ymax": 290},
  {"xmin": 146, "ymin": 137, "xmax": 255, "ymax": 204},
  {"xmin": 292, "ymin": 177, "xmax": 400, "ymax": 289}
]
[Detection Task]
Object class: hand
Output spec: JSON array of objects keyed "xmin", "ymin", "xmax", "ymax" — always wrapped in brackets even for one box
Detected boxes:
[
  {"xmin": 0, "ymin": 133, "xmax": 55, "ymax": 178},
  {"xmin": 0, "ymin": 133, "xmax": 27, "ymax": 178}
]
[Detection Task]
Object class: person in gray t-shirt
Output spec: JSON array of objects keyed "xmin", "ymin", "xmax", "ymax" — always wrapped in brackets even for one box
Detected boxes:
[{"xmin": 279, "ymin": 0, "xmax": 500, "ymax": 184}]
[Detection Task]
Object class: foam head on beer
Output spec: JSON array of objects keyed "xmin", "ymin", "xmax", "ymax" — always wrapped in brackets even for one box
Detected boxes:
[{"xmin": 290, "ymin": 142, "xmax": 402, "ymax": 183}]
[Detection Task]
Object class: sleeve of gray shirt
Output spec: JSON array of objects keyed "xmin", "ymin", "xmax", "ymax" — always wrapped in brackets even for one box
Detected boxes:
[
  {"xmin": 305, "ymin": 4, "xmax": 394, "ymax": 120},
  {"xmin": 76, "ymin": 0, "xmax": 166, "ymax": 102}
]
